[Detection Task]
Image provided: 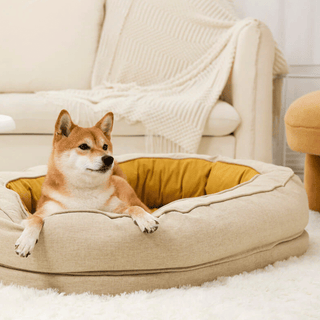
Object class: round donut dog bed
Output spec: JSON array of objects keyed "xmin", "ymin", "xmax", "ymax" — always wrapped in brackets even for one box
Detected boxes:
[{"xmin": 0, "ymin": 154, "xmax": 309, "ymax": 295}]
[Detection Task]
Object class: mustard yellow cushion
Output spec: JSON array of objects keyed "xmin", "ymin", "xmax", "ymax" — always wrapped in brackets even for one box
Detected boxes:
[
  {"xmin": 6, "ymin": 158, "xmax": 258, "ymax": 213},
  {"xmin": 6, "ymin": 176, "xmax": 45, "ymax": 213}
]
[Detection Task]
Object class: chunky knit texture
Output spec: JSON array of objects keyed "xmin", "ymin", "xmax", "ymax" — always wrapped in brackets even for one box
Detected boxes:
[{"xmin": 38, "ymin": 0, "xmax": 288, "ymax": 153}]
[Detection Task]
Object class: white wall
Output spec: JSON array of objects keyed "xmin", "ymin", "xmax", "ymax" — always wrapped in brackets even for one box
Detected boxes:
[
  {"xmin": 235, "ymin": 0, "xmax": 320, "ymax": 177},
  {"xmin": 235, "ymin": 0, "xmax": 320, "ymax": 66}
]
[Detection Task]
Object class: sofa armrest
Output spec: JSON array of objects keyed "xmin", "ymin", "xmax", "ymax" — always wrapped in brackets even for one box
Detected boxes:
[{"xmin": 230, "ymin": 21, "xmax": 276, "ymax": 163}]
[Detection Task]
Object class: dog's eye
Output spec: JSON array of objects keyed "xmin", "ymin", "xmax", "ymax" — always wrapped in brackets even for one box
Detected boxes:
[
  {"xmin": 79, "ymin": 143, "xmax": 90, "ymax": 150},
  {"xmin": 103, "ymin": 144, "xmax": 108, "ymax": 151}
]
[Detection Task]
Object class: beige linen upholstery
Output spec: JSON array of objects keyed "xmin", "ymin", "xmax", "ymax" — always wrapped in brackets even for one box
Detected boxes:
[
  {"xmin": 231, "ymin": 22, "xmax": 275, "ymax": 162},
  {"xmin": 0, "ymin": 154, "xmax": 309, "ymax": 295},
  {"xmin": 0, "ymin": 233, "xmax": 308, "ymax": 296}
]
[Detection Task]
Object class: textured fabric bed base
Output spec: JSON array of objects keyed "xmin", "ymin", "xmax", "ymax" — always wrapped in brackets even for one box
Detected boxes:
[{"xmin": 0, "ymin": 231, "xmax": 309, "ymax": 296}]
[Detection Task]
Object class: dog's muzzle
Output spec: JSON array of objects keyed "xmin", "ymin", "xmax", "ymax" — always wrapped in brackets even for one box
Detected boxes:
[
  {"xmin": 87, "ymin": 156, "xmax": 114, "ymax": 173},
  {"xmin": 97, "ymin": 155, "xmax": 114, "ymax": 173}
]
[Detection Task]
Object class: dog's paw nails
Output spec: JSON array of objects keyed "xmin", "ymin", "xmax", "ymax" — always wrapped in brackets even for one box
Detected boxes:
[
  {"xmin": 15, "ymin": 248, "xmax": 31, "ymax": 258},
  {"xmin": 133, "ymin": 213, "xmax": 159, "ymax": 234},
  {"xmin": 150, "ymin": 226, "xmax": 158, "ymax": 233},
  {"xmin": 144, "ymin": 225, "xmax": 158, "ymax": 233},
  {"xmin": 15, "ymin": 234, "xmax": 38, "ymax": 258}
]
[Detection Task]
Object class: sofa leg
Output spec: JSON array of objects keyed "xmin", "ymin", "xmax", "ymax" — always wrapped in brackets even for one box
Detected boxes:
[{"xmin": 304, "ymin": 153, "xmax": 320, "ymax": 212}]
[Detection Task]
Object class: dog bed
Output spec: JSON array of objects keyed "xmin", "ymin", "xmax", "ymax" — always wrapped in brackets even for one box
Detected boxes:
[{"xmin": 0, "ymin": 154, "xmax": 309, "ymax": 295}]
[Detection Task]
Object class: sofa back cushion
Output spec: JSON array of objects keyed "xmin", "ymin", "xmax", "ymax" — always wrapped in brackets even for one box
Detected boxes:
[{"xmin": 0, "ymin": 0, "xmax": 105, "ymax": 92}]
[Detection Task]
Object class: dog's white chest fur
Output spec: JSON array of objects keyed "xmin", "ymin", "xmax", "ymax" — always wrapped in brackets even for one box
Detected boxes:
[
  {"xmin": 50, "ymin": 185, "xmax": 115, "ymax": 211},
  {"xmin": 48, "ymin": 163, "xmax": 117, "ymax": 211}
]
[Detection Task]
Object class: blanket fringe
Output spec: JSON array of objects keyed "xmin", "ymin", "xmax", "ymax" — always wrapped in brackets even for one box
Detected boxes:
[{"xmin": 145, "ymin": 130, "xmax": 186, "ymax": 154}]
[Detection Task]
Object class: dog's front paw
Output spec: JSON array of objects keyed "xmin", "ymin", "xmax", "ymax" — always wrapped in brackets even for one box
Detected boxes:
[
  {"xmin": 133, "ymin": 212, "xmax": 159, "ymax": 234},
  {"xmin": 15, "ymin": 230, "xmax": 39, "ymax": 258}
]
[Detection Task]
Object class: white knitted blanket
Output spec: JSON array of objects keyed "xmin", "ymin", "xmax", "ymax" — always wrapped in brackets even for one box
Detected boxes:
[{"xmin": 38, "ymin": 0, "xmax": 288, "ymax": 153}]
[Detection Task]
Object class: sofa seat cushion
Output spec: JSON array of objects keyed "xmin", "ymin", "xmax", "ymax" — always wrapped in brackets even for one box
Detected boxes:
[
  {"xmin": 0, "ymin": 154, "xmax": 309, "ymax": 295},
  {"xmin": 0, "ymin": 94, "xmax": 240, "ymax": 137},
  {"xmin": 0, "ymin": 0, "xmax": 105, "ymax": 92}
]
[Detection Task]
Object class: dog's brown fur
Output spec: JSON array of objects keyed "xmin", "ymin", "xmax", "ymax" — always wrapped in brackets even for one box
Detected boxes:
[{"xmin": 15, "ymin": 110, "xmax": 158, "ymax": 258}]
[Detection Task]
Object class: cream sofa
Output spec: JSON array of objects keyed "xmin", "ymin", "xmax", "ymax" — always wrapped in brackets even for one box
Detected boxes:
[{"xmin": 0, "ymin": 0, "xmax": 283, "ymax": 171}]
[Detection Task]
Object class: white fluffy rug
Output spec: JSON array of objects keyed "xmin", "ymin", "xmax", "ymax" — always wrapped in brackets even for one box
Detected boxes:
[{"xmin": 1, "ymin": 211, "xmax": 319, "ymax": 320}]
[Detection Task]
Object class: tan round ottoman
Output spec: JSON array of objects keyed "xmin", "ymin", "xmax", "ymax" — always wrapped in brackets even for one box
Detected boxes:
[{"xmin": 285, "ymin": 90, "xmax": 320, "ymax": 212}]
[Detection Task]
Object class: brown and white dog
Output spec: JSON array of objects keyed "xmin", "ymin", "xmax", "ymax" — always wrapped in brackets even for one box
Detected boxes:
[{"xmin": 15, "ymin": 110, "xmax": 159, "ymax": 257}]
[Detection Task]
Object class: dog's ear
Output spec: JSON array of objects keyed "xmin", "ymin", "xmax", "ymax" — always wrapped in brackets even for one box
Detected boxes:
[
  {"xmin": 55, "ymin": 109, "xmax": 74, "ymax": 137},
  {"xmin": 95, "ymin": 112, "xmax": 114, "ymax": 138}
]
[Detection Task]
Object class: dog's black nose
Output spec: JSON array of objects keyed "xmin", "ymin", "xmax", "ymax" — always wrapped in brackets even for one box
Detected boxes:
[{"xmin": 102, "ymin": 155, "xmax": 114, "ymax": 167}]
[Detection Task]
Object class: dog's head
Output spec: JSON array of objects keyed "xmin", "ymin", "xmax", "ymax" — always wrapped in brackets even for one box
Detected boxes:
[{"xmin": 52, "ymin": 110, "xmax": 115, "ymax": 179}]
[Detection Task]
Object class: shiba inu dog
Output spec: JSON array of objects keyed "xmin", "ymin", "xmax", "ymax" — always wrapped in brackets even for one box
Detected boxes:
[{"xmin": 15, "ymin": 110, "xmax": 159, "ymax": 258}]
